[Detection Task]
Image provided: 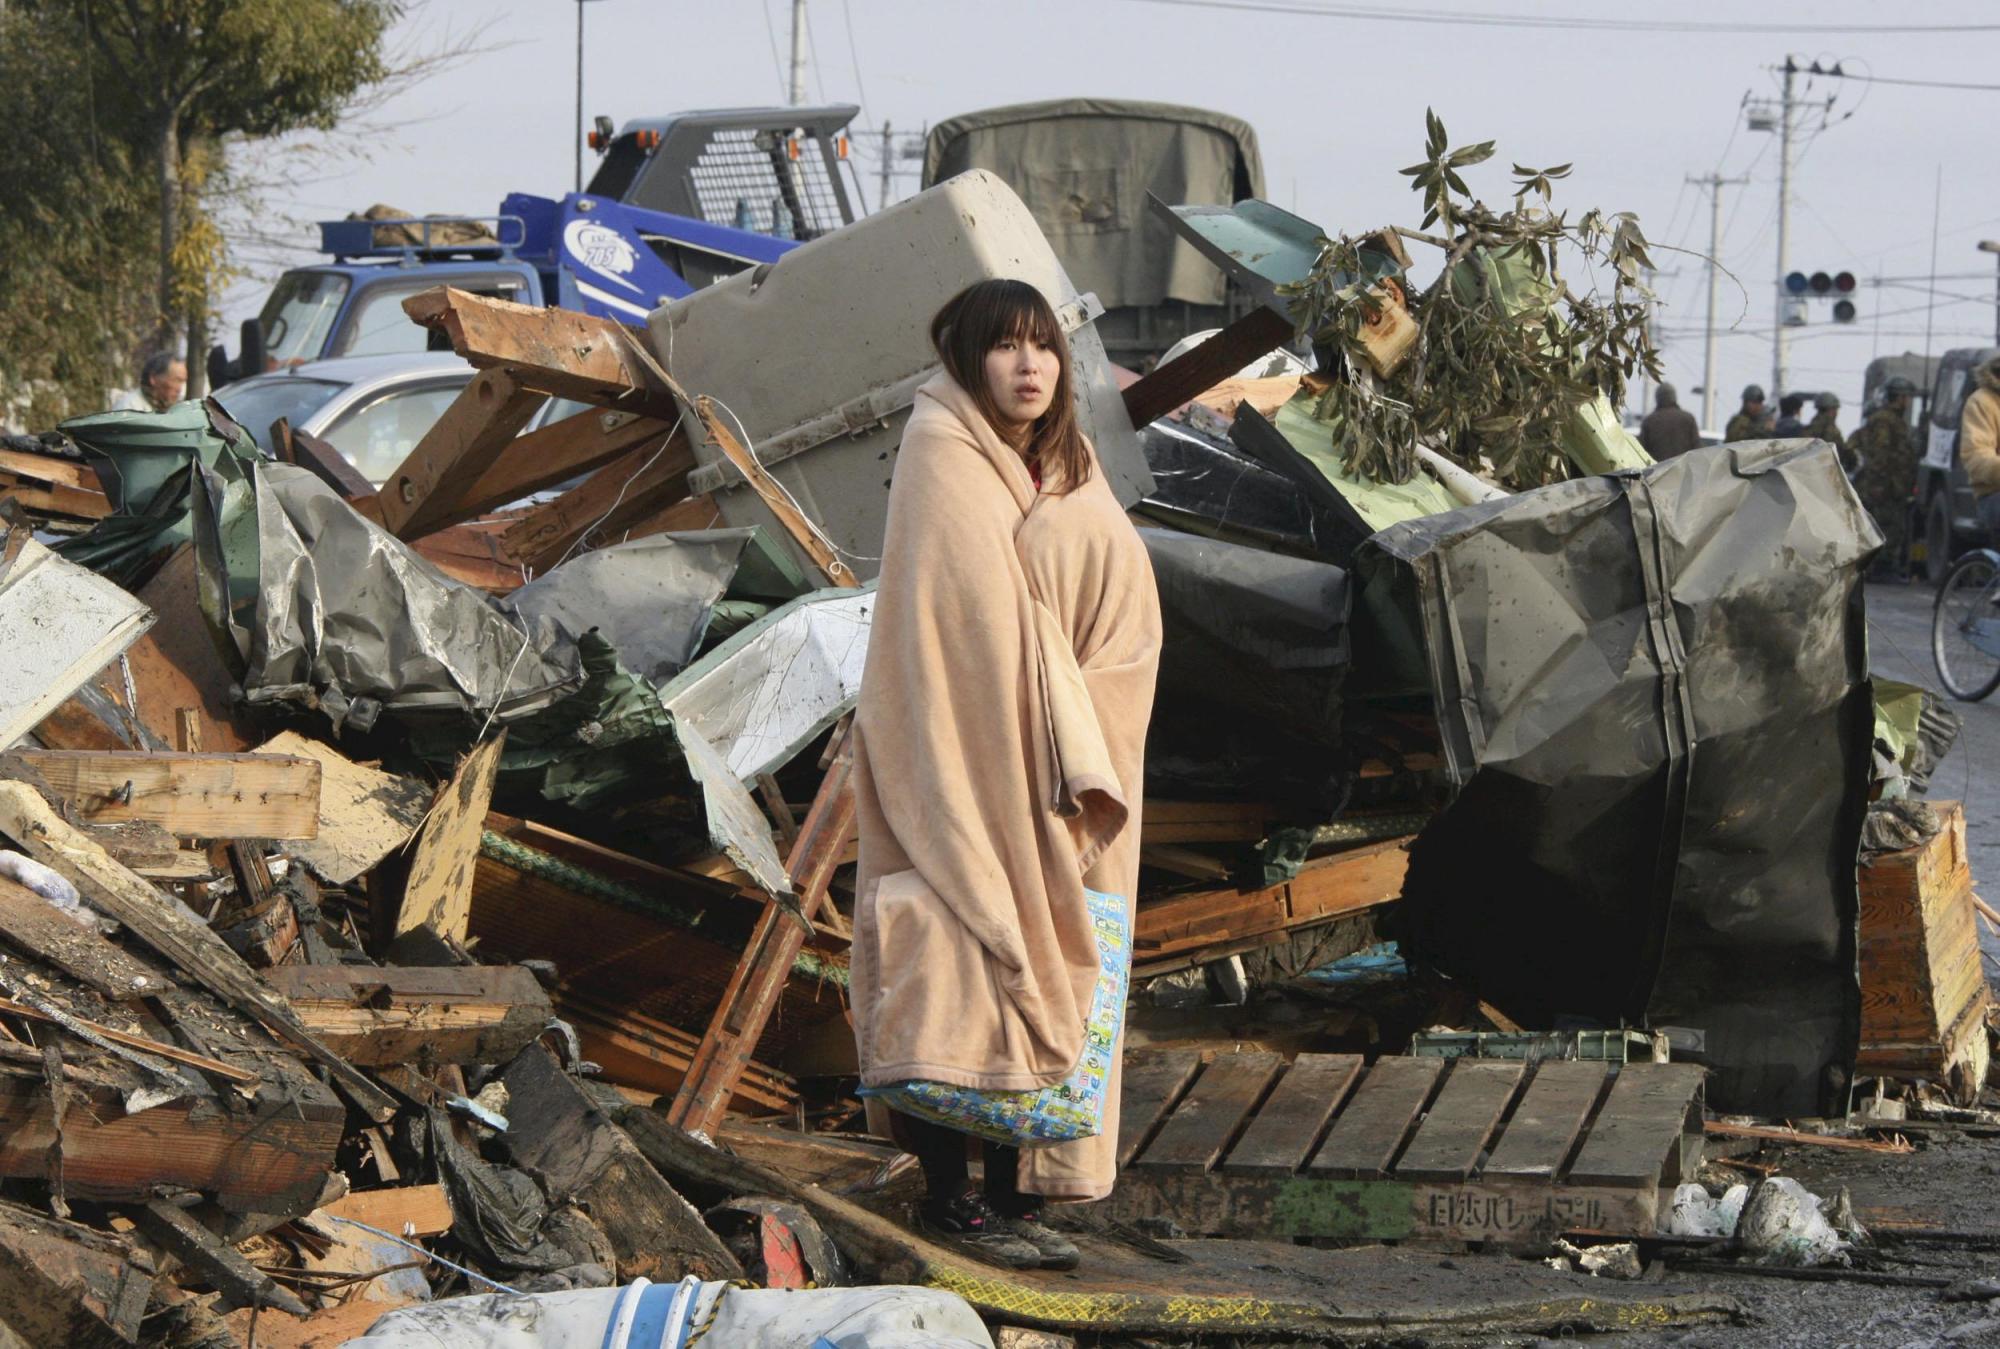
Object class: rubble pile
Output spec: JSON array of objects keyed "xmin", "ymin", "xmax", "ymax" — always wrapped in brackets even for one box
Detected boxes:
[{"xmin": 0, "ymin": 165, "xmax": 1986, "ymax": 1347}]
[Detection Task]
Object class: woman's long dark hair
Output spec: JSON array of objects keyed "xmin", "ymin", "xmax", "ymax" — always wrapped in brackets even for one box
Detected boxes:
[{"xmin": 928, "ymin": 279, "xmax": 1092, "ymax": 494}]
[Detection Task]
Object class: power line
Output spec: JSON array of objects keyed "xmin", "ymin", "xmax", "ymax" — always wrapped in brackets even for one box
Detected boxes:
[
  {"xmin": 839, "ymin": 0, "xmax": 873, "ymax": 122},
  {"xmin": 1823, "ymin": 71, "xmax": 2000, "ymax": 92},
  {"xmin": 1117, "ymin": 0, "xmax": 2000, "ymax": 32}
]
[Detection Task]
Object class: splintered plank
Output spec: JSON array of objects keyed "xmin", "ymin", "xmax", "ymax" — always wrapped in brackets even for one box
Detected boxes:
[
  {"xmin": 1221, "ymin": 1053, "xmax": 1363, "ymax": 1177},
  {"xmin": 1482, "ymin": 1060, "xmax": 1612, "ymax": 1181},
  {"xmin": 501, "ymin": 430, "xmax": 696, "ymax": 573},
  {"xmin": 395, "ymin": 735, "xmax": 507, "ymax": 943},
  {"xmin": 261, "ymin": 731, "xmax": 430, "ymax": 885},
  {"xmin": 404, "ymin": 287, "xmax": 683, "ymax": 417},
  {"xmin": 262, "ymin": 964, "xmax": 552, "ymax": 1067},
  {"xmin": 1307, "ymin": 1055, "xmax": 1445, "ymax": 1180},
  {"xmin": 378, "ymin": 368, "xmax": 548, "ymax": 538},
  {"xmin": 0, "ymin": 1198, "xmax": 152, "ymax": 1346},
  {"xmin": 0, "ymin": 782, "xmax": 397, "ymax": 1122},
  {"xmin": 1132, "ymin": 1052, "xmax": 1284, "ymax": 1174},
  {"xmin": 1116, "ymin": 1050, "xmax": 1203, "ymax": 1169},
  {"xmin": 18, "ymin": 749, "xmax": 321, "ymax": 840},
  {"xmin": 0, "ymin": 876, "xmax": 171, "ymax": 999},
  {"xmin": 1391, "ymin": 1059, "xmax": 1525, "ymax": 1182},
  {"xmin": 1565, "ymin": 1063, "xmax": 1707, "ymax": 1187}
]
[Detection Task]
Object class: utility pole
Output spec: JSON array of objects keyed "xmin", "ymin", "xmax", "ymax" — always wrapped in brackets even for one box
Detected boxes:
[
  {"xmin": 575, "ymin": 0, "xmax": 585, "ymax": 192},
  {"xmin": 1689, "ymin": 172, "xmax": 1749, "ymax": 431},
  {"xmin": 1981, "ymin": 240, "xmax": 2000, "ymax": 347},
  {"xmin": 788, "ymin": 0, "xmax": 809, "ymax": 106},
  {"xmin": 878, "ymin": 121, "xmax": 894, "ymax": 212},
  {"xmin": 1772, "ymin": 55, "xmax": 1796, "ymax": 401}
]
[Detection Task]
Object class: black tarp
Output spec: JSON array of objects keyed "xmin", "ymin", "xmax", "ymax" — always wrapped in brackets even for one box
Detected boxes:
[
  {"xmin": 1140, "ymin": 526, "xmax": 1352, "ymax": 808},
  {"xmin": 1361, "ymin": 439, "xmax": 1879, "ymax": 1115}
]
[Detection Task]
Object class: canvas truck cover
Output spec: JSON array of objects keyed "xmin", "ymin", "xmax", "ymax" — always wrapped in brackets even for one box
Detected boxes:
[
  {"xmin": 1360, "ymin": 440, "xmax": 1880, "ymax": 1117},
  {"xmin": 924, "ymin": 99, "xmax": 1263, "ymax": 312}
]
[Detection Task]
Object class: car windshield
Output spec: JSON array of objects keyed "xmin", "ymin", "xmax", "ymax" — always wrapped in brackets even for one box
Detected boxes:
[
  {"xmin": 211, "ymin": 376, "xmax": 346, "ymax": 451},
  {"xmin": 258, "ymin": 272, "xmax": 351, "ymax": 366}
]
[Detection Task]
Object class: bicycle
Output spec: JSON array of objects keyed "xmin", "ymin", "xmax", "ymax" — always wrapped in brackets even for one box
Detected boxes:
[{"xmin": 1931, "ymin": 545, "xmax": 2000, "ymax": 700}]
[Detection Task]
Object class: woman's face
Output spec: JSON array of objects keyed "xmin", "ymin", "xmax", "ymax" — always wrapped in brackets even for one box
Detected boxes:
[{"xmin": 983, "ymin": 333, "xmax": 1060, "ymax": 433}]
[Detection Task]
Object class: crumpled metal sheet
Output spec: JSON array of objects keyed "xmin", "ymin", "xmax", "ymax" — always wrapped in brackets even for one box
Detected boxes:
[
  {"xmin": 676, "ymin": 717, "xmax": 803, "ymax": 926},
  {"xmin": 660, "ymin": 586, "xmax": 874, "ymax": 784},
  {"xmin": 55, "ymin": 397, "xmax": 262, "ymax": 586},
  {"xmin": 1364, "ymin": 440, "xmax": 1879, "ymax": 1116},
  {"xmin": 220, "ymin": 465, "xmax": 582, "ymax": 733},
  {"xmin": 508, "ymin": 529, "xmax": 757, "ymax": 686}
]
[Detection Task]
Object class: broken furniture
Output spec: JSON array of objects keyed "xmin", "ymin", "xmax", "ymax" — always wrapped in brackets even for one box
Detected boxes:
[{"xmin": 1858, "ymin": 801, "xmax": 1993, "ymax": 1102}]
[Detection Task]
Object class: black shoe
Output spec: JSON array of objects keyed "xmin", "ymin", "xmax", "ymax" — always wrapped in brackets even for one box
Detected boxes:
[
  {"xmin": 918, "ymin": 1190, "xmax": 1041, "ymax": 1270},
  {"xmin": 992, "ymin": 1209, "xmax": 1081, "ymax": 1271}
]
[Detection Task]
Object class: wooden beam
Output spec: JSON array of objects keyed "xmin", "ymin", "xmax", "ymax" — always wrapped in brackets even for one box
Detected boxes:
[
  {"xmin": 0, "ymin": 1198, "xmax": 152, "ymax": 1346},
  {"xmin": 317, "ymin": 1183, "xmax": 453, "ymax": 1238},
  {"xmin": 261, "ymin": 964, "xmax": 552, "ymax": 1067},
  {"xmin": 561, "ymin": 995, "xmax": 798, "ymax": 1114},
  {"xmin": 499, "ymin": 430, "xmax": 696, "ymax": 573},
  {"xmin": 0, "ymin": 876, "xmax": 171, "ymax": 999},
  {"xmin": 427, "ymin": 408, "xmax": 677, "ymax": 533},
  {"xmin": 378, "ymin": 369, "xmax": 548, "ymax": 539},
  {"xmin": 1121, "ymin": 305, "xmax": 1295, "ymax": 429},
  {"xmin": 0, "ymin": 1069, "xmax": 345, "ymax": 1213},
  {"xmin": 1133, "ymin": 836, "xmax": 1410, "ymax": 968},
  {"xmin": 503, "ymin": 1044, "xmax": 742, "ymax": 1283},
  {"xmin": 667, "ymin": 725, "xmax": 857, "ymax": 1135},
  {"xmin": 693, "ymin": 396, "xmax": 856, "ymax": 587},
  {"xmin": 132, "ymin": 1200, "xmax": 308, "ymax": 1316},
  {"xmin": 16, "ymin": 750, "xmax": 321, "ymax": 840},
  {"xmin": 403, "ymin": 286, "xmax": 682, "ymax": 418},
  {"xmin": 276, "ymin": 421, "xmax": 376, "ymax": 500},
  {"xmin": 0, "ymin": 782, "xmax": 398, "ymax": 1122},
  {"xmin": 395, "ymin": 735, "xmax": 506, "ymax": 944},
  {"xmin": 1142, "ymin": 799, "xmax": 1278, "ymax": 845},
  {"xmin": 0, "ymin": 449, "xmax": 98, "ymax": 492},
  {"xmin": 0, "ymin": 996, "xmax": 257, "ymax": 1084},
  {"xmin": 0, "ymin": 479, "xmax": 111, "ymax": 520}
]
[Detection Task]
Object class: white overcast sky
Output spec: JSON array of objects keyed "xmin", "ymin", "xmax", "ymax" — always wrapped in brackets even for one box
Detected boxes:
[{"xmin": 222, "ymin": 0, "xmax": 2000, "ymax": 429}]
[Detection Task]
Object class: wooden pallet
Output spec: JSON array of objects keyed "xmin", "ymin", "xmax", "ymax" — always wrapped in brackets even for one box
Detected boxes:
[{"xmin": 1106, "ymin": 1052, "xmax": 1705, "ymax": 1249}]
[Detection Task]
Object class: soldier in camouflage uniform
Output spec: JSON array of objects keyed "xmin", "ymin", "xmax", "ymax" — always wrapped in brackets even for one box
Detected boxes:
[
  {"xmin": 1851, "ymin": 378, "xmax": 1919, "ymax": 581},
  {"xmin": 1807, "ymin": 390, "xmax": 1852, "ymax": 472},
  {"xmin": 1724, "ymin": 383, "xmax": 1774, "ymax": 442}
]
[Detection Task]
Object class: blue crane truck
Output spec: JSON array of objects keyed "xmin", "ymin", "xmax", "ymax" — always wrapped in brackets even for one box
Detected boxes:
[{"xmin": 208, "ymin": 104, "xmax": 862, "ymax": 387}]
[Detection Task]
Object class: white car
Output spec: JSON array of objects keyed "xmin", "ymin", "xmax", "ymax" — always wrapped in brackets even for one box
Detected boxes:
[{"xmin": 212, "ymin": 353, "xmax": 583, "ymax": 489}]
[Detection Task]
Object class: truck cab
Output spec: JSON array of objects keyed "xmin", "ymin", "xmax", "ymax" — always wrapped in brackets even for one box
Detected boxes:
[
  {"xmin": 214, "ymin": 106, "xmax": 864, "ymax": 387},
  {"xmin": 253, "ymin": 228, "xmax": 543, "ymax": 370},
  {"xmin": 1918, "ymin": 346, "xmax": 1996, "ymax": 582}
]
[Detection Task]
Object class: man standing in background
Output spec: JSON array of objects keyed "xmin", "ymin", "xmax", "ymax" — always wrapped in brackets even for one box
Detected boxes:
[
  {"xmin": 1807, "ymin": 391, "xmax": 1851, "ymax": 472},
  {"xmin": 1639, "ymin": 383, "xmax": 1701, "ymax": 460},
  {"xmin": 110, "ymin": 354, "xmax": 187, "ymax": 413},
  {"xmin": 1851, "ymin": 377, "xmax": 1919, "ymax": 583},
  {"xmin": 1725, "ymin": 384, "xmax": 1773, "ymax": 442}
]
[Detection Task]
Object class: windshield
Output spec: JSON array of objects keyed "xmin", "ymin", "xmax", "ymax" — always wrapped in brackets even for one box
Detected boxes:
[
  {"xmin": 258, "ymin": 271, "xmax": 351, "ymax": 366},
  {"xmin": 211, "ymin": 376, "xmax": 345, "ymax": 451}
]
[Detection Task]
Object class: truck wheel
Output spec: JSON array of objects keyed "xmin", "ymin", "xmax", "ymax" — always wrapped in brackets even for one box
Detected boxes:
[{"xmin": 1926, "ymin": 494, "xmax": 1956, "ymax": 586}]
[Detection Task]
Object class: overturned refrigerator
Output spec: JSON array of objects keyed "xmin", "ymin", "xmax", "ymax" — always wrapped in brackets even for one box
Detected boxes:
[{"xmin": 1360, "ymin": 439, "xmax": 1880, "ymax": 1116}]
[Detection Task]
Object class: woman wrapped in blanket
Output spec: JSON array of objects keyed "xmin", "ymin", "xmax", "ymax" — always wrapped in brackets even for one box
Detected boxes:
[{"xmin": 849, "ymin": 279, "xmax": 1162, "ymax": 1270}]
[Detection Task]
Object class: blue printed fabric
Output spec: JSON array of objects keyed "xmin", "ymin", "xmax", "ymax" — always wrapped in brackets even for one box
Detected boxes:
[{"xmin": 860, "ymin": 888, "xmax": 1130, "ymax": 1148}]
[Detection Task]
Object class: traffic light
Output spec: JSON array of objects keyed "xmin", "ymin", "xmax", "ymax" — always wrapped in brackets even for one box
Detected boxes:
[{"xmin": 1783, "ymin": 270, "xmax": 1858, "ymax": 321}]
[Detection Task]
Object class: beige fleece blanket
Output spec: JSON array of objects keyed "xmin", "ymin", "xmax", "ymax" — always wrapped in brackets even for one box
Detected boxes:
[{"xmin": 850, "ymin": 372, "xmax": 1161, "ymax": 1201}]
